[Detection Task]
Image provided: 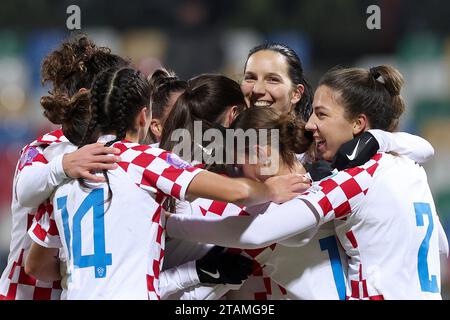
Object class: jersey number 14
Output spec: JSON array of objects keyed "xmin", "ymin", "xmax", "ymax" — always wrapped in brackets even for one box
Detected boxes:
[{"xmin": 57, "ymin": 189, "xmax": 112, "ymax": 279}]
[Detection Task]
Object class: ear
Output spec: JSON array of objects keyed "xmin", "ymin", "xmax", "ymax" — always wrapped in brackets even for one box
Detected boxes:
[
  {"xmin": 150, "ymin": 118, "xmax": 163, "ymax": 141},
  {"xmin": 224, "ymin": 105, "xmax": 239, "ymax": 127},
  {"xmin": 290, "ymin": 84, "xmax": 304, "ymax": 105},
  {"xmin": 138, "ymin": 107, "xmax": 149, "ymax": 128},
  {"xmin": 353, "ymin": 114, "xmax": 369, "ymax": 136},
  {"xmin": 78, "ymin": 88, "xmax": 88, "ymax": 93}
]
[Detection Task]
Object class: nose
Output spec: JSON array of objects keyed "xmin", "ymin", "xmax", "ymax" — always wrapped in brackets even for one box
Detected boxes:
[
  {"xmin": 252, "ymin": 79, "xmax": 266, "ymax": 95},
  {"xmin": 305, "ymin": 114, "xmax": 317, "ymax": 132}
]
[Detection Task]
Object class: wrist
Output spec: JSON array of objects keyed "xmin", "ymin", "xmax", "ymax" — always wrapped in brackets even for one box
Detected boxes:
[{"xmin": 62, "ymin": 153, "xmax": 73, "ymax": 178}]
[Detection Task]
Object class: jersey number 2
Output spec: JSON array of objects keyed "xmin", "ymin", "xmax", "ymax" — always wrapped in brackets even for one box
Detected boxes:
[
  {"xmin": 57, "ymin": 189, "xmax": 112, "ymax": 278},
  {"xmin": 414, "ymin": 202, "xmax": 439, "ymax": 293}
]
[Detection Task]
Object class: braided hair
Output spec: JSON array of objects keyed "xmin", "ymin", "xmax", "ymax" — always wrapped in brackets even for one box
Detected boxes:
[{"xmin": 79, "ymin": 66, "xmax": 151, "ymax": 202}]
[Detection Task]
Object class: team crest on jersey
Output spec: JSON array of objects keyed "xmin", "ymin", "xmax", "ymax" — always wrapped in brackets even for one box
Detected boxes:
[
  {"xmin": 166, "ymin": 153, "xmax": 192, "ymax": 169},
  {"xmin": 18, "ymin": 146, "xmax": 39, "ymax": 171}
]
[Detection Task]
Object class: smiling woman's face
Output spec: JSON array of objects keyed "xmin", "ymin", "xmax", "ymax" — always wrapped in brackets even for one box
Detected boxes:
[
  {"xmin": 241, "ymin": 50, "xmax": 301, "ymax": 114},
  {"xmin": 305, "ymin": 85, "xmax": 356, "ymax": 161}
]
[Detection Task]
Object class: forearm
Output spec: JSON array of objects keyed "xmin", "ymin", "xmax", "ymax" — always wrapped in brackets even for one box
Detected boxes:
[
  {"xmin": 187, "ymin": 172, "xmax": 271, "ymax": 207},
  {"xmin": 25, "ymin": 243, "xmax": 61, "ymax": 282},
  {"xmin": 369, "ymin": 129, "xmax": 434, "ymax": 163},
  {"xmin": 16, "ymin": 155, "xmax": 66, "ymax": 207},
  {"xmin": 167, "ymin": 198, "xmax": 319, "ymax": 249}
]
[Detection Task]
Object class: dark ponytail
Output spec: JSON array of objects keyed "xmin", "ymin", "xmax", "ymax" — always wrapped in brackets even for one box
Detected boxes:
[
  {"xmin": 319, "ymin": 65, "xmax": 406, "ymax": 132},
  {"xmin": 78, "ymin": 66, "xmax": 151, "ymax": 203}
]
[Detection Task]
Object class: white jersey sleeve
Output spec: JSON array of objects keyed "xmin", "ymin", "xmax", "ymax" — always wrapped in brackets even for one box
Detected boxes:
[
  {"xmin": 369, "ymin": 129, "xmax": 434, "ymax": 164},
  {"xmin": 115, "ymin": 143, "xmax": 203, "ymax": 201},
  {"xmin": 16, "ymin": 154, "xmax": 67, "ymax": 208},
  {"xmin": 166, "ymin": 198, "xmax": 318, "ymax": 249},
  {"xmin": 27, "ymin": 200, "xmax": 62, "ymax": 249},
  {"xmin": 159, "ymin": 261, "xmax": 200, "ymax": 300}
]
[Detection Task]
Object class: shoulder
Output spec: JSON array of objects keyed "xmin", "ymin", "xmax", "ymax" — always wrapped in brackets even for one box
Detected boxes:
[{"xmin": 114, "ymin": 141, "xmax": 194, "ymax": 169}]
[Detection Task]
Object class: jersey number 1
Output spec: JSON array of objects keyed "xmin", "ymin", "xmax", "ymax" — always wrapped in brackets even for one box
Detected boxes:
[
  {"xmin": 320, "ymin": 235, "xmax": 346, "ymax": 300},
  {"xmin": 57, "ymin": 189, "xmax": 112, "ymax": 278}
]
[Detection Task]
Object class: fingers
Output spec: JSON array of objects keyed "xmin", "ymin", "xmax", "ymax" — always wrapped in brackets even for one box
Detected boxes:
[
  {"xmin": 90, "ymin": 155, "xmax": 121, "ymax": 163},
  {"xmin": 80, "ymin": 143, "xmax": 121, "ymax": 156},
  {"xmin": 290, "ymin": 182, "xmax": 311, "ymax": 193},
  {"xmin": 81, "ymin": 172, "xmax": 106, "ymax": 183}
]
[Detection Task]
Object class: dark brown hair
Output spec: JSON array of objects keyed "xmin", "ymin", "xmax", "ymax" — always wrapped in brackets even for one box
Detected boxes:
[
  {"xmin": 231, "ymin": 106, "xmax": 311, "ymax": 169},
  {"xmin": 40, "ymin": 35, "xmax": 128, "ymax": 144},
  {"xmin": 319, "ymin": 65, "xmax": 406, "ymax": 132},
  {"xmin": 147, "ymin": 68, "xmax": 187, "ymax": 142},
  {"xmin": 160, "ymin": 74, "xmax": 247, "ymax": 159},
  {"xmin": 78, "ymin": 66, "xmax": 151, "ymax": 203}
]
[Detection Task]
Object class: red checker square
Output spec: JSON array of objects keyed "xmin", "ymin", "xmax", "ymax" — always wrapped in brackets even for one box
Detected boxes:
[
  {"xmin": 18, "ymin": 268, "xmax": 37, "ymax": 286},
  {"xmin": 254, "ymin": 292, "xmax": 267, "ymax": 300},
  {"xmin": 279, "ymin": 285, "xmax": 287, "ymax": 295},
  {"xmin": 114, "ymin": 143, "xmax": 128, "ymax": 154},
  {"xmin": 146, "ymin": 275, "xmax": 156, "ymax": 292},
  {"xmin": 170, "ymin": 183, "xmax": 182, "ymax": 199},
  {"xmin": 33, "ymin": 224, "xmax": 47, "ymax": 242},
  {"xmin": 152, "ymin": 259, "xmax": 160, "ymax": 279},
  {"xmin": 263, "ymin": 277, "xmax": 272, "ymax": 295},
  {"xmin": 340, "ymin": 178, "xmax": 363, "ymax": 199},
  {"xmin": 350, "ymin": 280, "xmax": 360, "ymax": 299},
  {"xmin": 319, "ymin": 178, "xmax": 339, "ymax": 194},
  {"xmin": 346, "ymin": 231, "xmax": 358, "ymax": 248},
  {"xmin": 141, "ymin": 168, "xmax": 160, "ymax": 187},
  {"xmin": 366, "ymin": 163, "xmax": 379, "ymax": 177},
  {"xmin": 118, "ymin": 161, "xmax": 130, "ymax": 172},
  {"xmin": 132, "ymin": 144, "xmax": 151, "ymax": 152},
  {"xmin": 208, "ymin": 201, "xmax": 228, "ymax": 216},
  {"xmin": 53, "ymin": 281, "xmax": 62, "ymax": 290},
  {"xmin": 334, "ymin": 201, "xmax": 351, "ymax": 218},
  {"xmin": 33, "ymin": 287, "xmax": 52, "ymax": 300},
  {"xmin": 6, "ymin": 283, "xmax": 17, "ymax": 299},
  {"xmin": 345, "ymin": 166, "xmax": 364, "ymax": 177},
  {"xmin": 318, "ymin": 196, "xmax": 333, "ymax": 216},
  {"xmin": 161, "ymin": 166, "xmax": 183, "ymax": 182},
  {"xmin": 156, "ymin": 225, "xmax": 164, "ymax": 245},
  {"xmin": 131, "ymin": 152, "xmax": 156, "ymax": 168},
  {"xmin": 48, "ymin": 219, "xmax": 59, "ymax": 236}
]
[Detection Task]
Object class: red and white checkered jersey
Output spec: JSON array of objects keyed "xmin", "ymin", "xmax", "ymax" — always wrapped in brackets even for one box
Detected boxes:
[
  {"xmin": 29, "ymin": 140, "xmax": 203, "ymax": 300},
  {"xmin": 298, "ymin": 153, "xmax": 442, "ymax": 299},
  {"xmin": 172, "ymin": 198, "xmax": 346, "ymax": 300},
  {"xmin": 0, "ymin": 129, "xmax": 66, "ymax": 300}
]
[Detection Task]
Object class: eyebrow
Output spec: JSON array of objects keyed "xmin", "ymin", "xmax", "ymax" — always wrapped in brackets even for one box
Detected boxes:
[
  {"xmin": 244, "ymin": 71, "xmax": 282, "ymax": 78},
  {"xmin": 313, "ymin": 105, "xmax": 329, "ymax": 112}
]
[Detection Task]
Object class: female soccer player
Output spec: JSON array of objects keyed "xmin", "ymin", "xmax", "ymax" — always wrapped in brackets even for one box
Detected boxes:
[
  {"xmin": 166, "ymin": 65, "xmax": 446, "ymax": 299},
  {"xmin": 24, "ymin": 66, "xmax": 308, "ymax": 299},
  {"xmin": 0, "ymin": 36, "xmax": 125, "ymax": 300}
]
